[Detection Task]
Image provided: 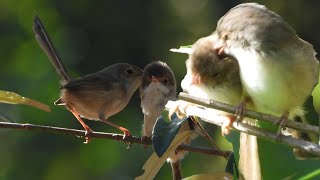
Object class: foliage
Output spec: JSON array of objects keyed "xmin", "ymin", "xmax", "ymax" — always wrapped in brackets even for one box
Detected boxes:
[
  {"xmin": 0, "ymin": 90, "xmax": 50, "ymax": 112},
  {"xmin": 136, "ymin": 131, "xmax": 193, "ymax": 180},
  {"xmin": 1, "ymin": 0, "xmax": 320, "ymax": 179},
  {"xmin": 152, "ymin": 114, "xmax": 190, "ymax": 157}
]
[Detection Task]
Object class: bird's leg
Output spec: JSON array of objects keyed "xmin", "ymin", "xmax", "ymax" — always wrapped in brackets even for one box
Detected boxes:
[
  {"xmin": 235, "ymin": 100, "xmax": 247, "ymax": 124},
  {"xmin": 141, "ymin": 136, "xmax": 151, "ymax": 149},
  {"xmin": 99, "ymin": 114, "xmax": 132, "ymax": 148},
  {"xmin": 102, "ymin": 119, "xmax": 132, "ymax": 138},
  {"xmin": 67, "ymin": 106, "xmax": 93, "ymax": 144},
  {"xmin": 98, "ymin": 111, "xmax": 132, "ymax": 138},
  {"xmin": 170, "ymin": 160, "xmax": 182, "ymax": 180},
  {"xmin": 103, "ymin": 119, "xmax": 132, "ymax": 148},
  {"xmin": 276, "ymin": 111, "xmax": 289, "ymax": 138}
]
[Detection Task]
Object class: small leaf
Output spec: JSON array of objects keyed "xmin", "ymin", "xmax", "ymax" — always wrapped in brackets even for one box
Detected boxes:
[
  {"xmin": 298, "ymin": 169, "xmax": 320, "ymax": 180},
  {"xmin": 152, "ymin": 114, "xmax": 189, "ymax": 157},
  {"xmin": 135, "ymin": 130, "xmax": 193, "ymax": 180},
  {"xmin": 183, "ymin": 172, "xmax": 233, "ymax": 180},
  {"xmin": 312, "ymin": 74, "xmax": 320, "ymax": 113},
  {"xmin": 180, "ymin": 45, "xmax": 192, "ymax": 48},
  {"xmin": 0, "ymin": 90, "xmax": 51, "ymax": 112},
  {"xmin": 170, "ymin": 47, "xmax": 192, "ymax": 54}
]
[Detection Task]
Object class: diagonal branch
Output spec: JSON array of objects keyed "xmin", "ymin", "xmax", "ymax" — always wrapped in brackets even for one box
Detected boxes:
[
  {"xmin": 0, "ymin": 122, "xmax": 231, "ymax": 157},
  {"xmin": 165, "ymin": 93, "xmax": 320, "ymax": 157},
  {"xmin": 178, "ymin": 92, "xmax": 319, "ymax": 135}
]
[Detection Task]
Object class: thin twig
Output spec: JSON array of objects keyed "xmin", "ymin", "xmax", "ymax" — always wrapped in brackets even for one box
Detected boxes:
[
  {"xmin": 190, "ymin": 116, "xmax": 228, "ymax": 159},
  {"xmin": 165, "ymin": 98, "xmax": 320, "ymax": 157},
  {"xmin": 235, "ymin": 123, "xmax": 320, "ymax": 156},
  {"xmin": 0, "ymin": 122, "xmax": 231, "ymax": 157},
  {"xmin": 178, "ymin": 92, "xmax": 319, "ymax": 135}
]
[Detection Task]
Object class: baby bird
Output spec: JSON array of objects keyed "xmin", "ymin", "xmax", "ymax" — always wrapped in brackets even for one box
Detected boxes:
[
  {"xmin": 214, "ymin": 3, "xmax": 319, "ymax": 133},
  {"xmin": 33, "ymin": 16, "xmax": 143, "ymax": 143},
  {"xmin": 140, "ymin": 61, "xmax": 188, "ymax": 180},
  {"xmin": 180, "ymin": 34, "xmax": 261, "ymax": 179},
  {"xmin": 181, "ymin": 33, "xmax": 244, "ymax": 134}
]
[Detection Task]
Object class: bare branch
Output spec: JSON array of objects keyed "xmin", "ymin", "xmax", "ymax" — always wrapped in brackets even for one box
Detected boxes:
[
  {"xmin": 235, "ymin": 123, "xmax": 320, "ymax": 156},
  {"xmin": 165, "ymin": 94, "xmax": 320, "ymax": 156},
  {"xmin": 178, "ymin": 92, "xmax": 319, "ymax": 135},
  {"xmin": 0, "ymin": 122, "xmax": 231, "ymax": 157}
]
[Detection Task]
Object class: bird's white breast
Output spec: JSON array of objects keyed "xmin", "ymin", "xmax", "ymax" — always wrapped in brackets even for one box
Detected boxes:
[
  {"xmin": 231, "ymin": 47, "xmax": 317, "ymax": 117},
  {"xmin": 140, "ymin": 82, "xmax": 170, "ymax": 115}
]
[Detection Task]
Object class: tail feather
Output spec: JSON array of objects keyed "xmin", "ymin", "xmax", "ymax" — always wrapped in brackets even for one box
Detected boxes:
[
  {"xmin": 33, "ymin": 15, "xmax": 71, "ymax": 83},
  {"xmin": 239, "ymin": 132, "xmax": 261, "ymax": 180}
]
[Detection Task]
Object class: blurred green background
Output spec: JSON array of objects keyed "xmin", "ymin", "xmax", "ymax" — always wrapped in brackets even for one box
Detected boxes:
[{"xmin": 1, "ymin": 0, "xmax": 320, "ymax": 179}]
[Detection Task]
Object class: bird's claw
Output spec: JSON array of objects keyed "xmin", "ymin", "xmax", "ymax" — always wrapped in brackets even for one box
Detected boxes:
[
  {"xmin": 83, "ymin": 128, "xmax": 94, "ymax": 144},
  {"xmin": 235, "ymin": 101, "xmax": 246, "ymax": 124},
  {"xmin": 120, "ymin": 128, "xmax": 132, "ymax": 149},
  {"xmin": 168, "ymin": 100, "xmax": 192, "ymax": 120},
  {"xmin": 276, "ymin": 113, "xmax": 288, "ymax": 140}
]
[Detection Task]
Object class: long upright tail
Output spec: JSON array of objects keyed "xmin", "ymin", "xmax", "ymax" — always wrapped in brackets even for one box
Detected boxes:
[
  {"xmin": 239, "ymin": 132, "xmax": 261, "ymax": 180},
  {"xmin": 33, "ymin": 15, "xmax": 71, "ymax": 83}
]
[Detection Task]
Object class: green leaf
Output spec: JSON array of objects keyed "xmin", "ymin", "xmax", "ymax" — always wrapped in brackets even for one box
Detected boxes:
[
  {"xmin": 180, "ymin": 45, "xmax": 192, "ymax": 48},
  {"xmin": 136, "ymin": 131, "xmax": 193, "ymax": 180},
  {"xmin": 0, "ymin": 90, "xmax": 51, "ymax": 112},
  {"xmin": 170, "ymin": 46, "xmax": 192, "ymax": 54},
  {"xmin": 182, "ymin": 172, "xmax": 233, "ymax": 180},
  {"xmin": 152, "ymin": 113, "xmax": 189, "ymax": 157},
  {"xmin": 225, "ymin": 130, "xmax": 320, "ymax": 179},
  {"xmin": 298, "ymin": 169, "xmax": 320, "ymax": 180},
  {"xmin": 312, "ymin": 74, "xmax": 320, "ymax": 113}
]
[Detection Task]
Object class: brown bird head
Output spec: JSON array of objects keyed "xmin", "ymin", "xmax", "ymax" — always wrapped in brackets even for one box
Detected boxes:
[
  {"xmin": 141, "ymin": 61, "xmax": 176, "ymax": 93},
  {"xmin": 189, "ymin": 34, "xmax": 240, "ymax": 86}
]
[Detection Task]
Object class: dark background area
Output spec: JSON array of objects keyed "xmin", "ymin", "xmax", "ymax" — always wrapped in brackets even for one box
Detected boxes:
[{"xmin": 1, "ymin": 0, "xmax": 320, "ymax": 179}]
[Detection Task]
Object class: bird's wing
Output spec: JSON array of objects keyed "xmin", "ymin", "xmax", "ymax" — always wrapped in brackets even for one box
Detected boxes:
[{"xmin": 63, "ymin": 73, "xmax": 121, "ymax": 92}]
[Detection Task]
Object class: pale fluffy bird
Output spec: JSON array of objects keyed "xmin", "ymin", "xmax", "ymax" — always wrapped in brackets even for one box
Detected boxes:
[
  {"xmin": 214, "ymin": 3, "xmax": 319, "ymax": 132},
  {"xmin": 140, "ymin": 61, "xmax": 190, "ymax": 180},
  {"xmin": 180, "ymin": 34, "xmax": 261, "ymax": 179}
]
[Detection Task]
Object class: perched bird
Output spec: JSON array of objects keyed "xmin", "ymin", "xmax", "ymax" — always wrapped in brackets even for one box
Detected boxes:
[
  {"xmin": 140, "ymin": 61, "xmax": 177, "ymax": 138},
  {"xmin": 181, "ymin": 33, "xmax": 243, "ymax": 134},
  {"xmin": 33, "ymin": 15, "xmax": 143, "ymax": 143},
  {"xmin": 180, "ymin": 34, "xmax": 261, "ymax": 179},
  {"xmin": 214, "ymin": 3, "xmax": 319, "ymax": 133},
  {"xmin": 140, "ymin": 61, "xmax": 188, "ymax": 180}
]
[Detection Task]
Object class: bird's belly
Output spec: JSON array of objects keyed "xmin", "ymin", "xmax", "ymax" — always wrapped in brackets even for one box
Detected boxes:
[
  {"xmin": 140, "ymin": 83, "xmax": 171, "ymax": 115},
  {"xmin": 61, "ymin": 90, "xmax": 126, "ymax": 121},
  {"xmin": 235, "ymin": 49, "xmax": 315, "ymax": 116}
]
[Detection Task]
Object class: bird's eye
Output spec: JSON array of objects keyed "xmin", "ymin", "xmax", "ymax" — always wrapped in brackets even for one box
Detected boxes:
[
  {"xmin": 126, "ymin": 68, "xmax": 134, "ymax": 75},
  {"xmin": 143, "ymin": 78, "xmax": 151, "ymax": 86},
  {"xmin": 144, "ymin": 81, "xmax": 150, "ymax": 86},
  {"xmin": 163, "ymin": 79, "xmax": 169, "ymax": 85}
]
